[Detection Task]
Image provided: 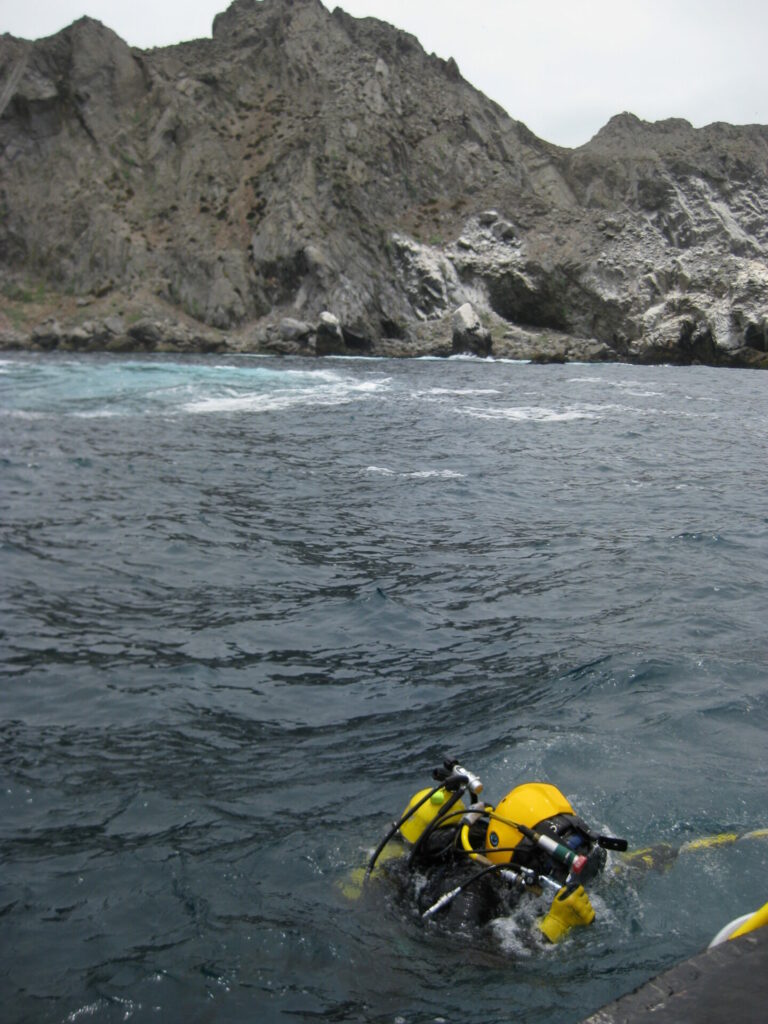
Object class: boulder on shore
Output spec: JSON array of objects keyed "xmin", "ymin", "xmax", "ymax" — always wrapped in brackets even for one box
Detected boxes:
[
  {"xmin": 452, "ymin": 303, "xmax": 492, "ymax": 357},
  {"xmin": 315, "ymin": 311, "xmax": 345, "ymax": 356}
]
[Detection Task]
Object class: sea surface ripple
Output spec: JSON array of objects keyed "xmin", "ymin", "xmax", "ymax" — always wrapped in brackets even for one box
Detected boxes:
[{"xmin": 1, "ymin": 353, "xmax": 767, "ymax": 1024}]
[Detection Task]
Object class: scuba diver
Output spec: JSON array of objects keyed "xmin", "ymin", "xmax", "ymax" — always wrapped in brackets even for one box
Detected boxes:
[{"xmin": 358, "ymin": 758, "xmax": 628, "ymax": 944}]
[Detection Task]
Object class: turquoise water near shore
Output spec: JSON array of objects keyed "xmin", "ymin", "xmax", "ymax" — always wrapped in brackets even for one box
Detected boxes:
[{"xmin": 2, "ymin": 353, "xmax": 767, "ymax": 1023}]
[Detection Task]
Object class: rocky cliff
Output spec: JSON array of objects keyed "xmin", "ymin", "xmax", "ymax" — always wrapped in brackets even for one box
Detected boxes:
[{"xmin": 1, "ymin": 0, "xmax": 767, "ymax": 365}]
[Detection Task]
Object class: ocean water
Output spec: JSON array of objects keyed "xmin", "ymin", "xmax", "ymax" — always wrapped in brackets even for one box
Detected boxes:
[{"xmin": 1, "ymin": 352, "xmax": 767, "ymax": 1024}]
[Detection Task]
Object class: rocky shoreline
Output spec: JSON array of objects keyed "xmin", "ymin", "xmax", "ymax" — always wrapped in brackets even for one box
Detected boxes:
[{"xmin": 3, "ymin": 295, "xmax": 766, "ymax": 368}]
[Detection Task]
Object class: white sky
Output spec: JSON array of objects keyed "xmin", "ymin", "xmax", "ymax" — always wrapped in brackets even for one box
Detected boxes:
[{"xmin": 2, "ymin": 0, "xmax": 767, "ymax": 147}]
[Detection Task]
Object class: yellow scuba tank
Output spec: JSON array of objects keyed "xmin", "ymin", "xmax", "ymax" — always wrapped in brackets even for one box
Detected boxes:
[
  {"xmin": 338, "ymin": 840, "xmax": 402, "ymax": 901},
  {"xmin": 486, "ymin": 782, "xmax": 574, "ymax": 865},
  {"xmin": 399, "ymin": 787, "xmax": 466, "ymax": 844}
]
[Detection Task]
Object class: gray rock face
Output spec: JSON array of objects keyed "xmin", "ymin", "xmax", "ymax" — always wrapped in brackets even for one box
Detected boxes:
[
  {"xmin": 452, "ymin": 302, "xmax": 491, "ymax": 357},
  {"xmin": 1, "ymin": 0, "xmax": 767, "ymax": 366},
  {"xmin": 279, "ymin": 316, "xmax": 312, "ymax": 341},
  {"xmin": 314, "ymin": 310, "xmax": 344, "ymax": 355}
]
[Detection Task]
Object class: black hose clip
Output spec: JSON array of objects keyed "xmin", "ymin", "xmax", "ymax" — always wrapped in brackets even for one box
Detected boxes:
[
  {"xmin": 596, "ymin": 834, "xmax": 628, "ymax": 852},
  {"xmin": 432, "ymin": 757, "xmax": 460, "ymax": 783}
]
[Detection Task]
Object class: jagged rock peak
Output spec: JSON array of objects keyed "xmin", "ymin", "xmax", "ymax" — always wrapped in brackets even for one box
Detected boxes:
[
  {"xmin": 210, "ymin": 0, "xmax": 461, "ymax": 82},
  {"xmin": 586, "ymin": 111, "xmax": 696, "ymax": 146},
  {"xmin": 5, "ymin": 14, "xmax": 131, "ymax": 54},
  {"xmin": 212, "ymin": 0, "xmax": 328, "ymax": 42}
]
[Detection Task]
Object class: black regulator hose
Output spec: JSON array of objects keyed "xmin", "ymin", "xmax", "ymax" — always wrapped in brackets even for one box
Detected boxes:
[{"xmin": 364, "ymin": 784, "xmax": 442, "ymax": 882}]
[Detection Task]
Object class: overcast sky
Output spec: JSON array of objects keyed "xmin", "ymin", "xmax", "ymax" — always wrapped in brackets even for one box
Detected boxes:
[{"xmin": 3, "ymin": 0, "xmax": 767, "ymax": 147}]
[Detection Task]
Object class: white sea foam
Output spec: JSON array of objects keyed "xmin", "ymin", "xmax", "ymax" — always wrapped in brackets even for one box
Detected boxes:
[
  {"xmin": 268, "ymin": 368, "xmax": 345, "ymax": 383},
  {"xmin": 0, "ymin": 357, "xmax": 393, "ymax": 418},
  {"xmin": 322, "ymin": 354, "xmax": 389, "ymax": 362},
  {"xmin": 365, "ymin": 466, "xmax": 465, "ymax": 480},
  {"xmin": 416, "ymin": 355, "xmax": 529, "ymax": 364},
  {"xmin": 182, "ymin": 391, "xmax": 324, "ymax": 414},
  {"xmin": 0, "ymin": 409, "xmax": 47, "ymax": 420},
  {"xmin": 415, "ymin": 387, "xmax": 501, "ymax": 397},
  {"xmin": 70, "ymin": 409, "xmax": 122, "ymax": 419},
  {"xmin": 414, "ymin": 354, "xmax": 488, "ymax": 362},
  {"xmin": 568, "ymin": 376, "xmax": 663, "ymax": 397},
  {"xmin": 354, "ymin": 377, "xmax": 392, "ymax": 391},
  {"xmin": 490, "ymin": 913, "xmax": 536, "ymax": 957},
  {"xmin": 182, "ymin": 375, "xmax": 390, "ymax": 414},
  {"xmin": 405, "ymin": 469, "xmax": 465, "ymax": 479},
  {"xmin": 632, "ymin": 406, "xmax": 719, "ymax": 420},
  {"xmin": 465, "ymin": 405, "xmax": 601, "ymax": 422}
]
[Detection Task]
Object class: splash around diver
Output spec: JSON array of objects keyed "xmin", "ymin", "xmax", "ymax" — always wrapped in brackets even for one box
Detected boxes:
[{"xmin": 344, "ymin": 758, "xmax": 628, "ymax": 946}]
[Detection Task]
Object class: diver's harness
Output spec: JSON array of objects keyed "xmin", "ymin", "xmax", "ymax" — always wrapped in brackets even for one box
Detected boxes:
[{"xmin": 365, "ymin": 758, "xmax": 627, "ymax": 941}]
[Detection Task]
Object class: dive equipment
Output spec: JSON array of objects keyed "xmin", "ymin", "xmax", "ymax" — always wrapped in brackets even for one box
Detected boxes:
[
  {"xmin": 406, "ymin": 783, "xmax": 467, "ymax": 868},
  {"xmin": 365, "ymin": 761, "xmax": 476, "ymax": 879},
  {"xmin": 421, "ymin": 861, "xmax": 556, "ymax": 919},
  {"xmin": 364, "ymin": 783, "xmax": 442, "ymax": 881},
  {"xmin": 487, "ymin": 782, "xmax": 575, "ymax": 856},
  {"xmin": 481, "ymin": 781, "xmax": 620, "ymax": 878},
  {"xmin": 620, "ymin": 827, "xmax": 768, "ymax": 874},
  {"xmin": 356, "ymin": 761, "xmax": 766, "ymax": 961},
  {"xmin": 538, "ymin": 883, "xmax": 596, "ymax": 943},
  {"xmin": 361, "ymin": 758, "xmax": 623, "ymax": 943},
  {"xmin": 399, "ymin": 787, "xmax": 465, "ymax": 844},
  {"xmin": 489, "ymin": 812, "xmax": 589, "ymax": 875}
]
